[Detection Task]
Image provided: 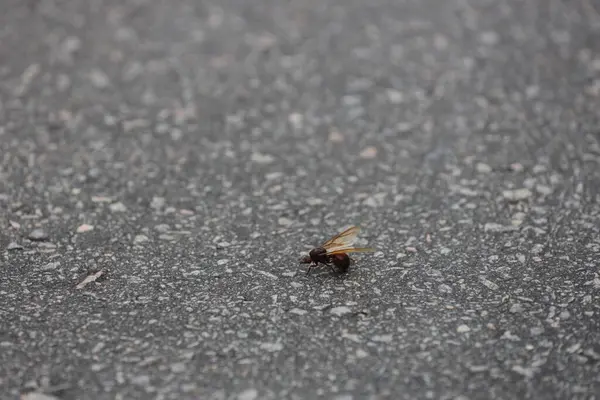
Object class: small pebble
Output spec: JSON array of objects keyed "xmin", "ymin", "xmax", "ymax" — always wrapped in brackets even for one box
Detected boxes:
[
  {"xmin": 566, "ymin": 343, "xmax": 581, "ymax": 354},
  {"xmin": 265, "ymin": 172, "xmax": 283, "ymax": 181},
  {"xmin": 130, "ymin": 375, "xmax": 150, "ymax": 385},
  {"xmin": 28, "ymin": 229, "xmax": 49, "ymax": 241},
  {"xmin": 457, "ymin": 324, "xmax": 471, "ymax": 333},
  {"xmin": 359, "ymin": 146, "xmax": 378, "ymax": 159},
  {"xmin": 76, "ymin": 224, "xmax": 94, "ymax": 233},
  {"xmin": 342, "ymin": 95, "xmax": 361, "ymax": 106},
  {"xmin": 288, "ymin": 113, "xmax": 303, "ymax": 128},
  {"xmin": 530, "ymin": 244, "xmax": 544, "ymax": 254},
  {"xmin": 559, "ymin": 310, "xmax": 571, "ymax": 319},
  {"xmin": 237, "ymin": 388, "xmax": 259, "ymax": 400},
  {"xmin": 481, "ymin": 278, "xmax": 499, "ymax": 291},
  {"xmin": 511, "ymin": 365, "xmax": 534, "ymax": 378},
  {"xmin": 535, "ymin": 185, "xmax": 553, "ymax": 195},
  {"xmin": 526, "ymin": 85, "xmax": 539, "ymax": 98},
  {"xmin": 89, "ymin": 68, "xmax": 110, "ymax": 88},
  {"xmin": 155, "ymin": 224, "xmax": 170, "ymax": 232},
  {"xmin": 332, "ymin": 395, "xmax": 354, "ymax": 400},
  {"xmin": 363, "ymin": 197, "xmax": 380, "ymax": 208},
  {"xmin": 465, "ymin": 365, "xmax": 489, "ymax": 375},
  {"xmin": 134, "ymin": 234, "xmax": 149, "ymax": 244},
  {"xmin": 150, "ymin": 197, "xmax": 165, "ymax": 210},
  {"xmin": 584, "ymin": 348, "xmax": 600, "ymax": 360},
  {"xmin": 502, "ymin": 188, "xmax": 532, "ymax": 202},
  {"xmin": 479, "ymin": 31, "xmax": 499, "ymax": 45},
  {"xmin": 259, "ymin": 342, "xmax": 283, "ymax": 352},
  {"xmin": 251, "ymin": 152, "xmax": 274, "ymax": 164},
  {"xmin": 41, "ymin": 261, "xmax": 60, "ymax": 271},
  {"xmin": 289, "ymin": 308, "xmax": 307, "ymax": 316},
  {"xmin": 91, "ymin": 196, "xmax": 113, "ymax": 203},
  {"xmin": 371, "ymin": 334, "xmax": 393, "ymax": 343},
  {"xmin": 510, "ymin": 163, "xmax": 524, "ymax": 172},
  {"xmin": 438, "ymin": 284, "xmax": 452, "ymax": 294},
  {"xmin": 476, "ymin": 163, "xmax": 492, "ymax": 173},
  {"xmin": 278, "ymin": 217, "xmax": 293, "ymax": 227},
  {"xmin": 530, "ymin": 327, "xmax": 544, "ymax": 336},
  {"xmin": 356, "ymin": 349, "xmax": 368, "ymax": 358},
  {"xmin": 21, "ymin": 393, "xmax": 60, "ymax": 400},
  {"xmin": 386, "ymin": 89, "xmax": 404, "ymax": 104},
  {"xmin": 330, "ymin": 306, "xmax": 353, "ymax": 316},
  {"xmin": 509, "ymin": 303, "xmax": 524, "ymax": 313},
  {"xmin": 109, "ymin": 202, "xmax": 127, "ymax": 212},
  {"xmin": 329, "ymin": 130, "xmax": 344, "ymax": 143},
  {"xmin": 306, "ymin": 197, "xmax": 324, "ymax": 206},
  {"xmin": 170, "ymin": 362, "xmax": 187, "ymax": 373},
  {"xmin": 7, "ymin": 242, "xmax": 24, "ymax": 251}
]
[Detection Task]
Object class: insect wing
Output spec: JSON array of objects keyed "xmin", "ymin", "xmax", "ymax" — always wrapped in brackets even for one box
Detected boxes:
[
  {"xmin": 327, "ymin": 246, "xmax": 376, "ymax": 256},
  {"xmin": 321, "ymin": 226, "xmax": 360, "ymax": 251}
]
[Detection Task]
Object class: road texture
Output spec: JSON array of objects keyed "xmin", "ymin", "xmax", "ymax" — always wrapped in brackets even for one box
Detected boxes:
[{"xmin": 1, "ymin": 0, "xmax": 600, "ymax": 399}]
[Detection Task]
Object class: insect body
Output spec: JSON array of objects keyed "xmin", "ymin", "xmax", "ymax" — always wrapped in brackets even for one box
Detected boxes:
[
  {"xmin": 330, "ymin": 253, "xmax": 352, "ymax": 273},
  {"xmin": 299, "ymin": 225, "xmax": 374, "ymax": 274}
]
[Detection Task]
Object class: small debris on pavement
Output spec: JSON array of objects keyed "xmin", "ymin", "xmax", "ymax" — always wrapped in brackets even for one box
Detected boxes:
[
  {"xmin": 329, "ymin": 130, "xmax": 344, "ymax": 143},
  {"xmin": 76, "ymin": 224, "xmax": 94, "ymax": 233},
  {"xmin": 76, "ymin": 270, "xmax": 105, "ymax": 289},
  {"xmin": 502, "ymin": 188, "xmax": 532, "ymax": 202},
  {"xmin": 7, "ymin": 242, "xmax": 24, "ymax": 251},
  {"xmin": 21, "ymin": 392, "xmax": 60, "ymax": 400},
  {"xmin": 359, "ymin": 146, "xmax": 378, "ymax": 159},
  {"xmin": 134, "ymin": 234, "xmax": 149, "ymax": 244},
  {"xmin": 28, "ymin": 229, "xmax": 49, "ymax": 241},
  {"xmin": 109, "ymin": 202, "xmax": 127, "ymax": 212}
]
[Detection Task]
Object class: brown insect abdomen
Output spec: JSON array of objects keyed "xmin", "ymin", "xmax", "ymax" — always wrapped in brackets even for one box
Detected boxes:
[{"xmin": 331, "ymin": 253, "xmax": 351, "ymax": 273}]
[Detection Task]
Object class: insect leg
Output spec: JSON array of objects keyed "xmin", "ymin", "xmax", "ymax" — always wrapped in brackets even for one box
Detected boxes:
[
  {"xmin": 326, "ymin": 260, "xmax": 337, "ymax": 273},
  {"xmin": 306, "ymin": 264, "xmax": 314, "ymax": 274}
]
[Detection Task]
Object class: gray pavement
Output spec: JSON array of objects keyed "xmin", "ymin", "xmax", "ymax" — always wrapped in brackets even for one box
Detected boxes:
[{"xmin": 1, "ymin": 0, "xmax": 600, "ymax": 399}]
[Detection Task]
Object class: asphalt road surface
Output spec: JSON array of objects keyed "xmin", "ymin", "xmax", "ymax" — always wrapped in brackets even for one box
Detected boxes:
[{"xmin": 1, "ymin": 0, "xmax": 600, "ymax": 399}]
